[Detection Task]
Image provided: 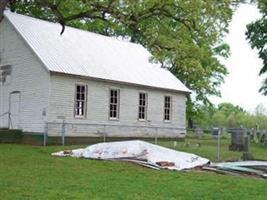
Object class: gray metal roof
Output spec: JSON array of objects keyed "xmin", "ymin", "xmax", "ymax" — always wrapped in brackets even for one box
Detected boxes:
[{"xmin": 4, "ymin": 11, "xmax": 190, "ymax": 93}]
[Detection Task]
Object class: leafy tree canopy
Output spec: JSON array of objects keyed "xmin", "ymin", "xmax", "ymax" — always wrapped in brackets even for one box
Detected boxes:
[
  {"xmin": 195, "ymin": 102, "xmax": 267, "ymax": 129},
  {"xmin": 246, "ymin": 0, "xmax": 267, "ymax": 95},
  {"xmin": 1, "ymin": 0, "xmax": 240, "ymax": 120},
  {"xmin": 217, "ymin": 102, "xmax": 246, "ymax": 116}
]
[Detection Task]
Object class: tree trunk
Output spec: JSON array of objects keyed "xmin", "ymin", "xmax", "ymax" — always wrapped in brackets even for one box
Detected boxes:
[{"xmin": 188, "ymin": 117, "xmax": 194, "ymax": 129}]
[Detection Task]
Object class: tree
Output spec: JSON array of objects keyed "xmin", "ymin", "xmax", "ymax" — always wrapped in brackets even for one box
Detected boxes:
[
  {"xmin": 218, "ymin": 102, "xmax": 245, "ymax": 116},
  {"xmin": 246, "ymin": 0, "xmax": 267, "ymax": 95},
  {"xmin": 195, "ymin": 102, "xmax": 267, "ymax": 129},
  {"xmin": 1, "ymin": 1, "xmax": 237, "ymax": 122},
  {"xmin": 254, "ymin": 103, "xmax": 267, "ymax": 116}
]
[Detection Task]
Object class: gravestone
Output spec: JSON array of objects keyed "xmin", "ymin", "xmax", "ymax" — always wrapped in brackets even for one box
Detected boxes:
[
  {"xmin": 260, "ymin": 130, "xmax": 266, "ymax": 143},
  {"xmin": 221, "ymin": 127, "xmax": 227, "ymax": 135},
  {"xmin": 195, "ymin": 127, "xmax": 204, "ymax": 139},
  {"xmin": 242, "ymin": 134, "xmax": 253, "ymax": 160},
  {"xmin": 212, "ymin": 128, "xmax": 220, "ymax": 139},
  {"xmin": 247, "ymin": 130, "xmax": 254, "ymax": 142},
  {"xmin": 228, "ymin": 128, "xmax": 245, "ymax": 151},
  {"xmin": 256, "ymin": 131, "xmax": 263, "ymax": 142}
]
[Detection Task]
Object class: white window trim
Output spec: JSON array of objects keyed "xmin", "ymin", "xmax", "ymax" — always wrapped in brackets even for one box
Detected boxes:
[
  {"xmin": 138, "ymin": 92, "xmax": 148, "ymax": 121},
  {"xmin": 108, "ymin": 88, "xmax": 120, "ymax": 120},
  {"xmin": 164, "ymin": 95, "xmax": 172, "ymax": 122},
  {"xmin": 74, "ymin": 83, "xmax": 87, "ymax": 119}
]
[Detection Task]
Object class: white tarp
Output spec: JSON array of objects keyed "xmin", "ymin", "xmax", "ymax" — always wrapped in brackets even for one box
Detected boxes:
[{"xmin": 52, "ymin": 140, "xmax": 209, "ymax": 170}]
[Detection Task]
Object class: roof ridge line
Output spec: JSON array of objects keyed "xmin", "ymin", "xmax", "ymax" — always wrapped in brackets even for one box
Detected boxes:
[{"xmin": 4, "ymin": 10, "xmax": 143, "ymax": 48}]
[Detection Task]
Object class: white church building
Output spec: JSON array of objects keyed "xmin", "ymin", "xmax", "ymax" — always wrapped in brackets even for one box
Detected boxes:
[{"xmin": 0, "ymin": 11, "xmax": 190, "ymax": 138}]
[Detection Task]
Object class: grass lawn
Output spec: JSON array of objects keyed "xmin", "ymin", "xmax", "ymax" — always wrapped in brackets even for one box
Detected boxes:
[{"xmin": 0, "ymin": 135, "xmax": 267, "ymax": 199}]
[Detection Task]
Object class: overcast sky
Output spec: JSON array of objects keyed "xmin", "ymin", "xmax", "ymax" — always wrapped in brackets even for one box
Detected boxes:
[{"xmin": 210, "ymin": 4, "xmax": 266, "ymax": 113}]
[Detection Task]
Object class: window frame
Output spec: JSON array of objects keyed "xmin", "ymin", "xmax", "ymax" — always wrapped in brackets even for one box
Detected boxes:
[
  {"xmin": 164, "ymin": 95, "xmax": 172, "ymax": 122},
  {"xmin": 138, "ymin": 92, "xmax": 148, "ymax": 121},
  {"xmin": 74, "ymin": 83, "xmax": 88, "ymax": 119},
  {"xmin": 0, "ymin": 64, "xmax": 12, "ymax": 86},
  {"xmin": 109, "ymin": 88, "xmax": 120, "ymax": 120}
]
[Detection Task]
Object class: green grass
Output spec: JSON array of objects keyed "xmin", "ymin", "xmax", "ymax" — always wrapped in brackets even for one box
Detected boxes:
[
  {"xmin": 0, "ymin": 136, "xmax": 267, "ymax": 199},
  {"xmin": 159, "ymin": 134, "xmax": 267, "ymax": 161}
]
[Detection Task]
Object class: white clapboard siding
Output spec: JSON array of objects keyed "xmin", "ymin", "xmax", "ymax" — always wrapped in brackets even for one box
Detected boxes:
[
  {"xmin": 48, "ymin": 74, "xmax": 187, "ymax": 137},
  {"xmin": 0, "ymin": 18, "xmax": 50, "ymax": 133}
]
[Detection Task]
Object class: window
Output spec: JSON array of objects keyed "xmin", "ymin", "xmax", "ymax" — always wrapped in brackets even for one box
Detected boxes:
[
  {"xmin": 138, "ymin": 92, "xmax": 147, "ymax": 120},
  {"xmin": 74, "ymin": 84, "xmax": 87, "ymax": 118},
  {"xmin": 0, "ymin": 64, "xmax": 12, "ymax": 86},
  {"xmin": 164, "ymin": 96, "xmax": 172, "ymax": 121},
  {"xmin": 109, "ymin": 89, "xmax": 120, "ymax": 119}
]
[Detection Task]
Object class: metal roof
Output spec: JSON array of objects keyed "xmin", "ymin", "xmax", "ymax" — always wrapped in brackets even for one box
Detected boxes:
[{"xmin": 4, "ymin": 11, "xmax": 190, "ymax": 93}]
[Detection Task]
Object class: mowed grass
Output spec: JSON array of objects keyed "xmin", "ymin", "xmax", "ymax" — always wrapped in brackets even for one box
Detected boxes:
[
  {"xmin": 0, "ymin": 136, "xmax": 267, "ymax": 200},
  {"xmin": 159, "ymin": 134, "xmax": 267, "ymax": 161}
]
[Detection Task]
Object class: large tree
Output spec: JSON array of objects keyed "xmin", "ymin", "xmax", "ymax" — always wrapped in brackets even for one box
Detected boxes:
[
  {"xmin": 1, "ymin": 0, "xmax": 237, "ymax": 125},
  {"xmin": 246, "ymin": 0, "xmax": 267, "ymax": 95}
]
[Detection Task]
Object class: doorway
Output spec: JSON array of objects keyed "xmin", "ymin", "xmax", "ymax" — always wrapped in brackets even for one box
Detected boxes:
[{"xmin": 9, "ymin": 91, "xmax": 21, "ymax": 129}]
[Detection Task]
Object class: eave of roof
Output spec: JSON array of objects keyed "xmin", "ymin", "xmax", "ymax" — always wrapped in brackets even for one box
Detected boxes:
[{"xmin": 51, "ymin": 71, "xmax": 191, "ymax": 95}]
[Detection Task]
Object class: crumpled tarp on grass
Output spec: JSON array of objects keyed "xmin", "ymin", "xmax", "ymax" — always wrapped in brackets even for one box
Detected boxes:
[{"xmin": 52, "ymin": 140, "xmax": 210, "ymax": 170}]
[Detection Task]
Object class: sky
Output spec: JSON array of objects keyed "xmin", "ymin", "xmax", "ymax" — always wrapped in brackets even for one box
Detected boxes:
[{"xmin": 210, "ymin": 4, "xmax": 266, "ymax": 113}]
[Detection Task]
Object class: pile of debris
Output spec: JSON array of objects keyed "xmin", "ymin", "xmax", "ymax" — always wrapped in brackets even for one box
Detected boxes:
[
  {"xmin": 52, "ymin": 140, "xmax": 210, "ymax": 170},
  {"xmin": 203, "ymin": 161, "xmax": 267, "ymax": 179},
  {"xmin": 52, "ymin": 140, "xmax": 267, "ymax": 179}
]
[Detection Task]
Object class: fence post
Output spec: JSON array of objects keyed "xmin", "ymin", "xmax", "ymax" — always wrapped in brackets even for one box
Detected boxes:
[
  {"xmin": 62, "ymin": 120, "xmax": 65, "ymax": 146},
  {"xmin": 57, "ymin": 116, "xmax": 66, "ymax": 146},
  {"xmin": 43, "ymin": 122, "xmax": 48, "ymax": 146},
  {"xmin": 217, "ymin": 128, "xmax": 221, "ymax": 161},
  {"xmin": 154, "ymin": 127, "xmax": 158, "ymax": 145},
  {"xmin": 103, "ymin": 124, "xmax": 106, "ymax": 143}
]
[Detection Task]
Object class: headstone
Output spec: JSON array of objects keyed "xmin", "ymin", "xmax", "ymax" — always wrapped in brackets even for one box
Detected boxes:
[
  {"xmin": 212, "ymin": 128, "xmax": 220, "ymax": 139},
  {"xmin": 247, "ymin": 130, "xmax": 254, "ymax": 142},
  {"xmin": 251, "ymin": 128, "xmax": 256, "ymax": 141},
  {"xmin": 228, "ymin": 128, "xmax": 245, "ymax": 151},
  {"xmin": 260, "ymin": 130, "xmax": 266, "ymax": 143},
  {"xmin": 195, "ymin": 127, "xmax": 204, "ymax": 139},
  {"xmin": 256, "ymin": 131, "xmax": 262, "ymax": 142},
  {"xmin": 264, "ymin": 138, "xmax": 267, "ymax": 147},
  {"xmin": 242, "ymin": 135, "xmax": 253, "ymax": 160},
  {"xmin": 221, "ymin": 127, "xmax": 227, "ymax": 135}
]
